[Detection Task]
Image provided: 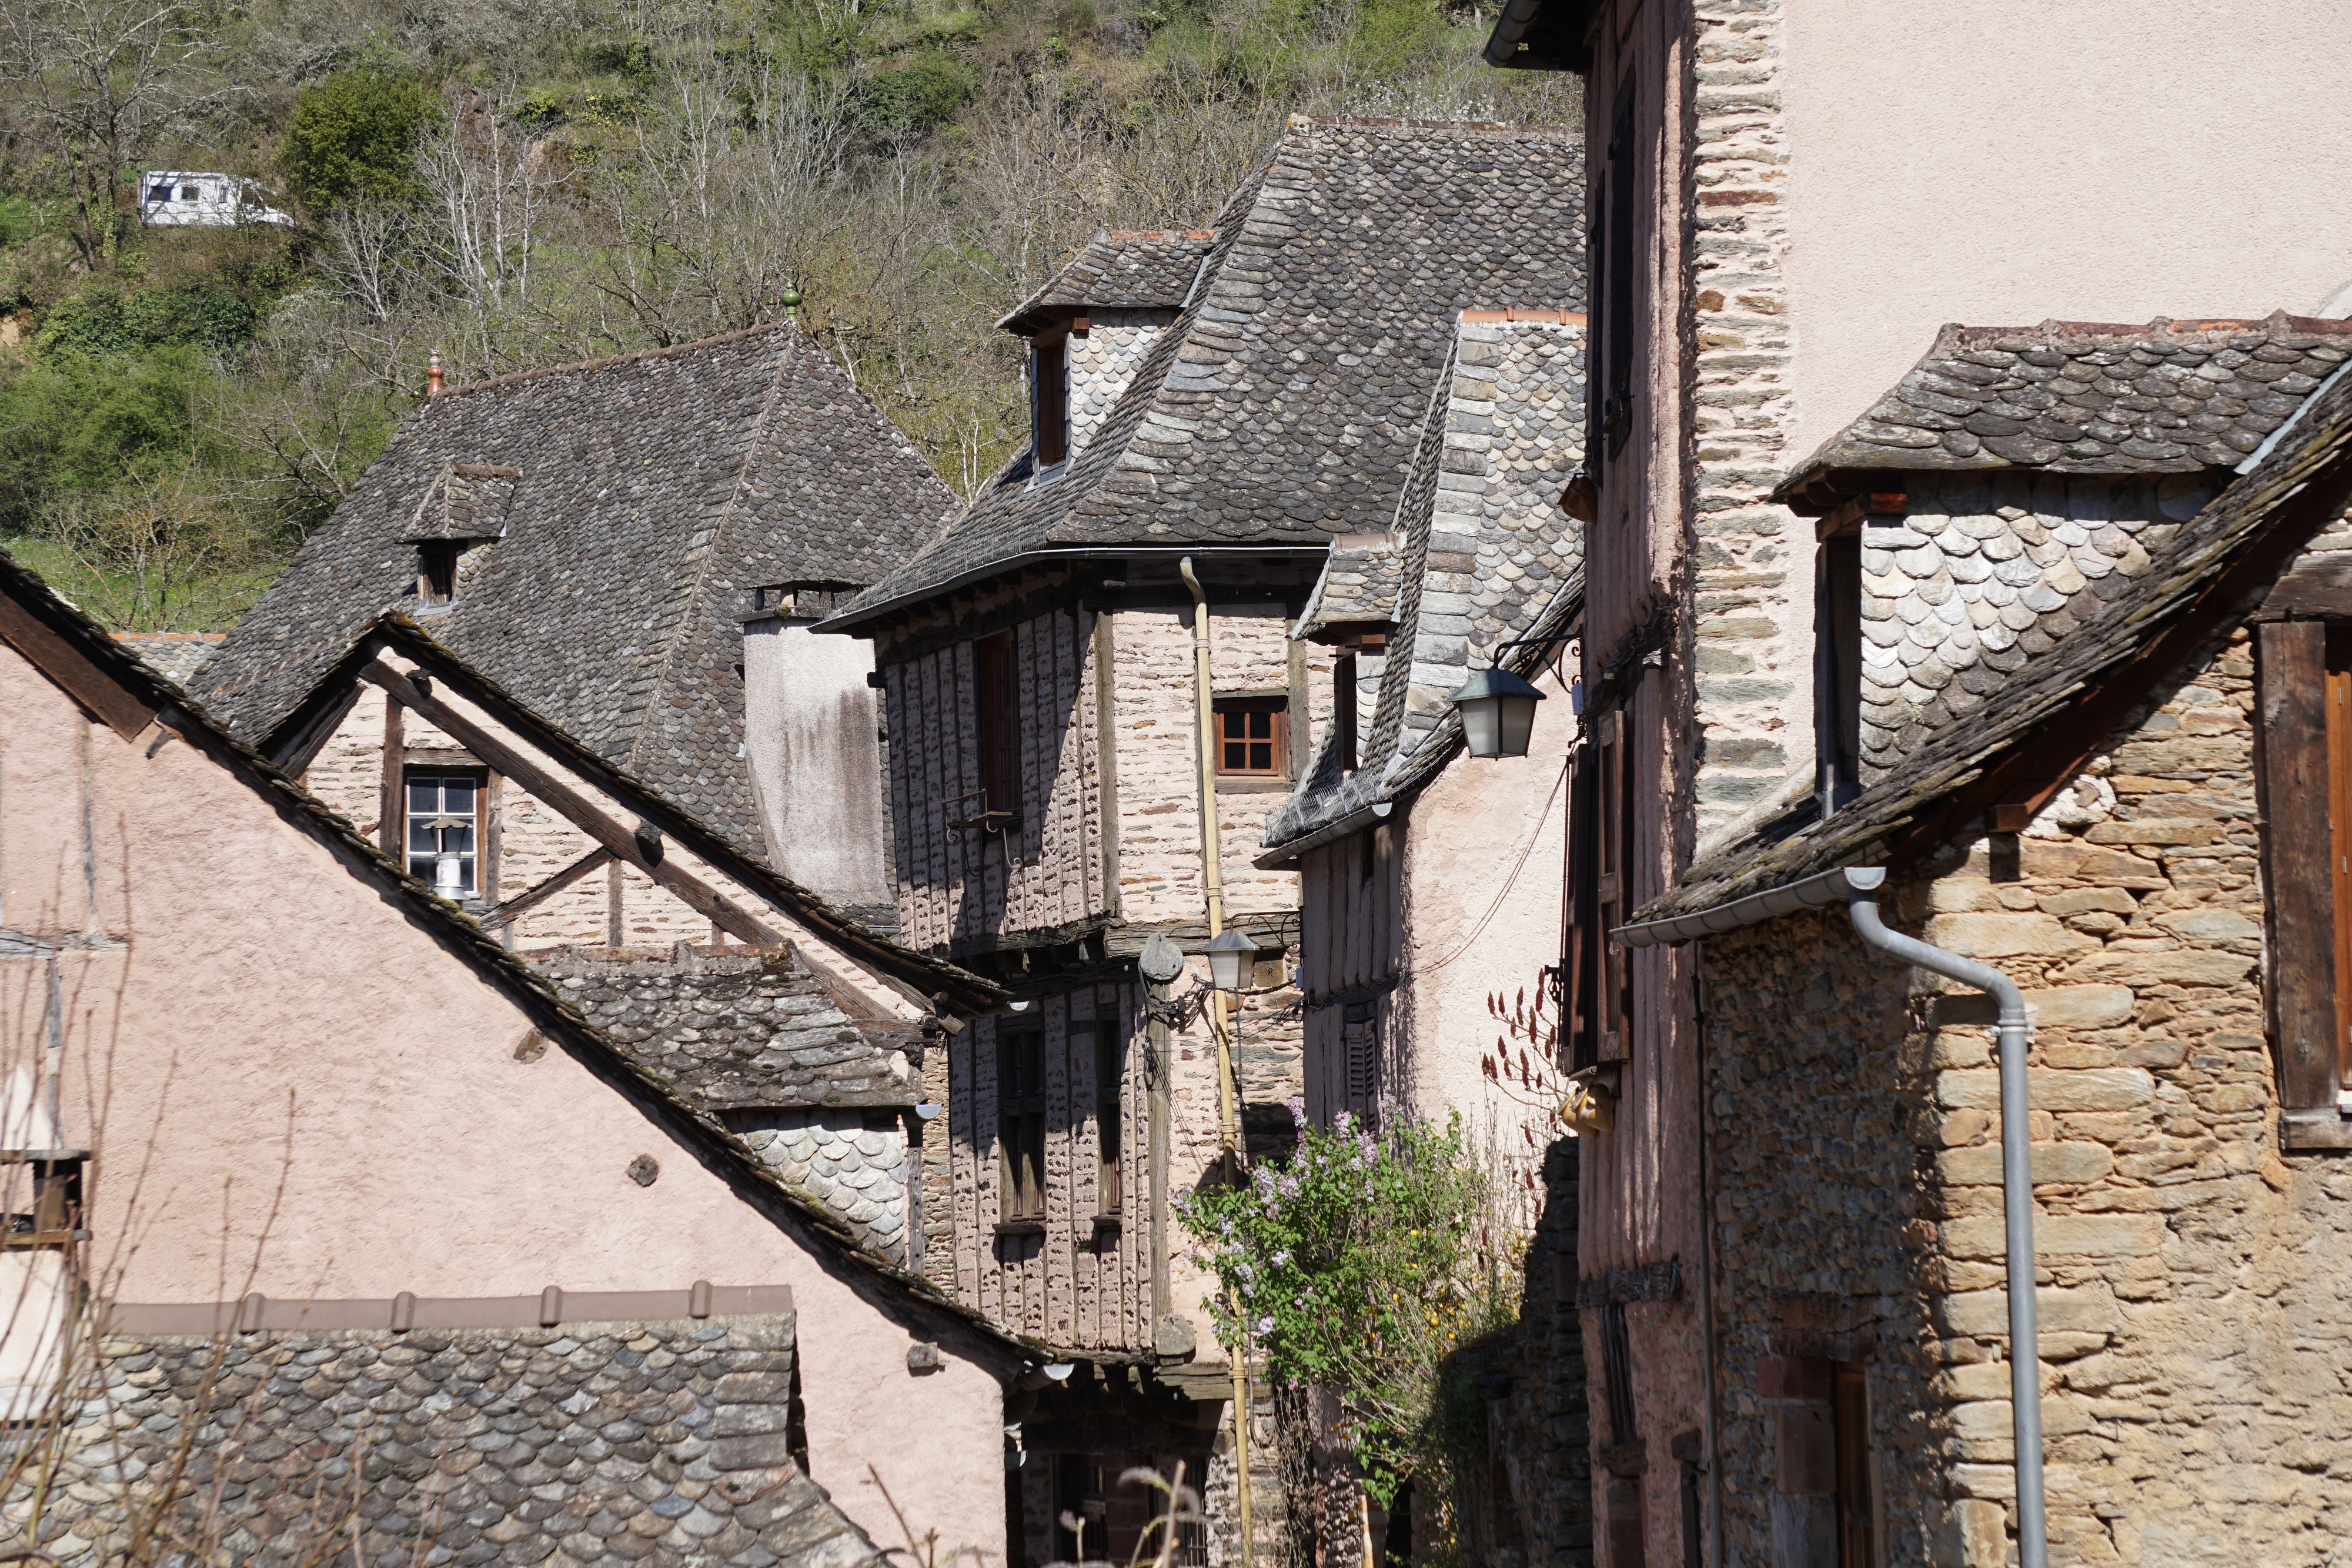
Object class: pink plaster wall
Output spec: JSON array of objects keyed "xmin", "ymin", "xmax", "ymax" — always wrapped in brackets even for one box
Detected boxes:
[
  {"xmin": 1780, "ymin": 0, "xmax": 2352, "ymax": 464},
  {"xmin": 0, "ymin": 641, "xmax": 1005, "ymax": 1557}
]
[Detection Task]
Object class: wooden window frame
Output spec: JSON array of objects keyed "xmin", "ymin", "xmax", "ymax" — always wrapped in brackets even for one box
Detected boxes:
[
  {"xmin": 2260, "ymin": 619, "xmax": 2352, "ymax": 1144},
  {"xmin": 1333, "ymin": 653, "xmax": 1359, "ymax": 773},
  {"xmin": 1815, "ymin": 516, "xmax": 1864, "ymax": 811},
  {"xmin": 1079, "ymin": 1013, "xmax": 1124, "ymax": 1219},
  {"xmin": 1034, "ymin": 333, "xmax": 1070, "ymax": 468},
  {"xmin": 996, "ymin": 1023, "xmax": 1047, "ymax": 1229},
  {"xmin": 405, "ymin": 765, "xmax": 488, "ymax": 897},
  {"xmin": 974, "ymin": 630, "xmax": 1023, "ymax": 826},
  {"xmin": 1595, "ymin": 72, "xmax": 1638, "ymax": 464},
  {"xmin": 1213, "ymin": 695, "xmax": 1288, "ymax": 778},
  {"xmin": 1566, "ymin": 704, "xmax": 1636, "ymax": 1068},
  {"xmin": 418, "ymin": 541, "xmax": 460, "ymax": 605}
]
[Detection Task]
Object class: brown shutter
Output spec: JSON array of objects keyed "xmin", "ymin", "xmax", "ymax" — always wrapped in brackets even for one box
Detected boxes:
[{"xmin": 2257, "ymin": 620, "xmax": 2337, "ymax": 1111}]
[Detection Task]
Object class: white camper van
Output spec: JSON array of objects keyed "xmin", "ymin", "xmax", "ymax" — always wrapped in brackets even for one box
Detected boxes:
[{"xmin": 138, "ymin": 172, "xmax": 293, "ymax": 228}]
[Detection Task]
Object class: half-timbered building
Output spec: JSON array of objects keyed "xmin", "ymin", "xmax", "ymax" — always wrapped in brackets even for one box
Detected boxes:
[{"xmin": 821, "ymin": 115, "xmax": 1586, "ymax": 1565}]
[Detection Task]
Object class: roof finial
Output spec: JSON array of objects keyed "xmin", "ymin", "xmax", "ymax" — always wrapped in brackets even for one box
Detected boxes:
[{"xmin": 427, "ymin": 350, "xmax": 444, "ymax": 398}]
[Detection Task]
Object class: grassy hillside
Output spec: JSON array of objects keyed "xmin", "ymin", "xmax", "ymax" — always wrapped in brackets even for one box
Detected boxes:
[{"xmin": 0, "ymin": 0, "xmax": 1579, "ymax": 628}]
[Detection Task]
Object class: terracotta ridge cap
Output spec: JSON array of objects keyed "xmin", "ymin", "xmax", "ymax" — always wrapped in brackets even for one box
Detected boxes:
[
  {"xmin": 1283, "ymin": 112, "xmax": 1579, "ymax": 138},
  {"xmin": 430, "ymin": 322, "xmax": 796, "ymax": 402},
  {"xmin": 1459, "ymin": 307, "xmax": 1589, "ymax": 325}
]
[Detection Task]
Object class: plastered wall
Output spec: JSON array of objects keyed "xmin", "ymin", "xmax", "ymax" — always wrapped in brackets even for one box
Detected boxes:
[{"xmin": 0, "ymin": 641, "xmax": 1007, "ymax": 1558}]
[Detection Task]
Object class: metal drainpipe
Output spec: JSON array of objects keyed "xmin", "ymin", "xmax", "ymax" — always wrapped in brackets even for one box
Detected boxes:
[
  {"xmin": 1844, "ymin": 868, "xmax": 2046, "ymax": 1568},
  {"xmin": 1179, "ymin": 555, "xmax": 1255, "ymax": 1568}
]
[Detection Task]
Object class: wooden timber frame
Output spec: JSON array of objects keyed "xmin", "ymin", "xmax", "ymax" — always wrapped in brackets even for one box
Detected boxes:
[
  {"xmin": 358, "ymin": 659, "xmax": 786, "ymax": 950},
  {"xmin": 258, "ymin": 616, "xmax": 1000, "ymax": 1015}
]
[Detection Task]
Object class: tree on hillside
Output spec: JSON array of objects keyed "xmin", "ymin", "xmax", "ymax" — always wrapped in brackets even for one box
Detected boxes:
[
  {"xmin": 279, "ymin": 67, "xmax": 442, "ymax": 212},
  {"xmin": 2, "ymin": 0, "xmax": 222, "ymax": 266}
]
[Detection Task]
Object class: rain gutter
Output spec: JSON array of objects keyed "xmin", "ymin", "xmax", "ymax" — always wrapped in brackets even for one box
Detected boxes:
[{"xmin": 1612, "ymin": 864, "xmax": 2048, "ymax": 1568}]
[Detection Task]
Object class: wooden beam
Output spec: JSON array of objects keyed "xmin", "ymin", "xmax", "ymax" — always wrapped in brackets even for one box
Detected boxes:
[
  {"xmin": 358, "ymin": 661, "xmax": 782, "ymax": 949},
  {"xmin": 0, "ymin": 595, "xmax": 155, "ymax": 741},
  {"xmin": 379, "ymin": 696, "xmax": 405, "ymax": 856},
  {"xmin": 485, "ymin": 847, "xmax": 614, "ymax": 930},
  {"xmin": 2258, "ymin": 620, "xmax": 2338, "ymax": 1112}
]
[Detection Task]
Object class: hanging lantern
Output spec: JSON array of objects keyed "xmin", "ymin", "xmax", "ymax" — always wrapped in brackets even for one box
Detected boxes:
[
  {"xmin": 1203, "ymin": 928, "xmax": 1259, "ymax": 993},
  {"xmin": 1448, "ymin": 666, "xmax": 1547, "ymax": 758}
]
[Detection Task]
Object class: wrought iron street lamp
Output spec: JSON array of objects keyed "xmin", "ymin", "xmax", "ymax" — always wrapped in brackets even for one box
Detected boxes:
[
  {"xmin": 1449, "ymin": 666, "xmax": 1548, "ymax": 758},
  {"xmin": 1203, "ymin": 927, "xmax": 1259, "ymax": 992}
]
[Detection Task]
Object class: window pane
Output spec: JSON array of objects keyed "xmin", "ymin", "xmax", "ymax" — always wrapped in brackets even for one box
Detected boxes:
[
  {"xmin": 1248, "ymin": 711, "xmax": 1271, "ymax": 741},
  {"xmin": 442, "ymin": 779, "xmax": 475, "ymax": 813},
  {"xmin": 409, "ymin": 778, "xmax": 439, "ymax": 813},
  {"xmin": 442, "ymin": 824, "xmax": 474, "ymax": 855},
  {"xmin": 1250, "ymin": 743, "xmax": 1272, "ymax": 770}
]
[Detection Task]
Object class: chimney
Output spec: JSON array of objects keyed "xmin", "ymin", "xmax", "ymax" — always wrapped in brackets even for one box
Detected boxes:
[
  {"xmin": 427, "ymin": 350, "xmax": 444, "ymax": 397},
  {"xmin": 739, "ymin": 584, "xmax": 892, "ymax": 916}
]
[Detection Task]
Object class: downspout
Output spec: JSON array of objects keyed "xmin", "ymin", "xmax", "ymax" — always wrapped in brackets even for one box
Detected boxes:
[
  {"xmin": 1180, "ymin": 555, "xmax": 1255, "ymax": 1568},
  {"xmin": 1611, "ymin": 864, "xmax": 2046, "ymax": 1568},
  {"xmin": 1842, "ymin": 868, "xmax": 2046, "ymax": 1568}
]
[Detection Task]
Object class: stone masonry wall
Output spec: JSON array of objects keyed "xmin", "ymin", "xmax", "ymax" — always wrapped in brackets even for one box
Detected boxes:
[
  {"xmin": 1685, "ymin": 0, "xmax": 1806, "ymax": 844},
  {"xmin": 1703, "ymin": 623, "xmax": 2352, "ymax": 1567},
  {"xmin": 23, "ymin": 1315, "xmax": 880, "ymax": 1568}
]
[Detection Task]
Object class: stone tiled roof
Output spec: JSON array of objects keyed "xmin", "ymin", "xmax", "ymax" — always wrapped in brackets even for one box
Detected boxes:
[
  {"xmin": 1262, "ymin": 311, "xmax": 1587, "ymax": 855},
  {"xmin": 1294, "ymin": 533, "xmax": 1407, "ymax": 641},
  {"xmin": 1777, "ymin": 313, "xmax": 2352, "ymax": 511},
  {"xmin": 996, "ymin": 229, "xmax": 1214, "ymax": 332},
  {"xmin": 544, "ymin": 948, "xmax": 920, "ymax": 1111},
  {"xmin": 829, "ymin": 118, "xmax": 1586, "ymax": 628},
  {"xmin": 91, "ymin": 1317, "xmax": 883, "ymax": 1568},
  {"xmin": 111, "ymin": 631, "xmax": 222, "ymax": 686},
  {"xmin": 197, "ymin": 326, "xmax": 958, "ymax": 862},
  {"xmin": 1637, "ymin": 342, "xmax": 2352, "ymax": 923},
  {"xmin": 400, "ymin": 462, "xmax": 519, "ymax": 541}
]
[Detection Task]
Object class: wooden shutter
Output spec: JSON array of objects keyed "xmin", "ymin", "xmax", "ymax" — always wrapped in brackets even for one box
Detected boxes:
[
  {"xmin": 975, "ymin": 631, "xmax": 1022, "ymax": 821},
  {"xmin": 2257, "ymin": 620, "xmax": 2338, "ymax": 1112},
  {"xmin": 1342, "ymin": 1004, "xmax": 1377, "ymax": 1119},
  {"xmin": 1035, "ymin": 337, "xmax": 1068, "ymax": 466},
  {"xmin": 997, "ymin": 1025, "xmax": 1046, "ymax": 1223}
]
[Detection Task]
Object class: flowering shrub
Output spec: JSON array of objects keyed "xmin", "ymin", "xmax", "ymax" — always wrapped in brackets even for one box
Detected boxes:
[{"xmin": 1176, "ymin": 1104, "xmax": 1521, "ymax": 1511}]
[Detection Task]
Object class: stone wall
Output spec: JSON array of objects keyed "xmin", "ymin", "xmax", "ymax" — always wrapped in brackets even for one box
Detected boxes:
[
  {"xmin": 1700, "ymin": 621, "xmax": 2352, "ymax": 1567},
  {"xmin": 1684, "ymin": 0, "xmax": 1806, "ymax": 839},
  {"xmin": 22, "ymin": 1314, "xmax": 881, "ymax": 1568},
  {"xmin": 1481, "ymin": 1136, "xmax": 1592, "ymax": 1568}
]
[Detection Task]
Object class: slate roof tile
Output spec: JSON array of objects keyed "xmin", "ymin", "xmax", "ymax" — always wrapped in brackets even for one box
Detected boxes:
[
  {"xmin": 830, "ymin": 117, "xmax": 1586, "ymax": 629},
  {"xmin": 1263, "ymin": 310, "xmax": 1587, "ymax": 854},
  {"xmin": 1639, "ymin": 346, "xmax": 2352, "ymax": 924},
  {"xmin": 197, "ymin": 326, "xmax": 957, "ymax": 864},
  {"xmin": 1776, "ymin": 313, "xmax": 2352, "ymax": 513},
  {"xmin": 997, "ymin": 230, "xmax": 1215, "ymax": 332}
]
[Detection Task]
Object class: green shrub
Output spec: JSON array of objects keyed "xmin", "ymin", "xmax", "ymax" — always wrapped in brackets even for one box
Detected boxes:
[
  {"xmin": 32, "ymin": 286, "xmax": 259, "ymax": 360},
  {"xmin": 857, "ymin": 53, "xmax": 980, "ymax": 139},
  {"xmin": 0, "ymin": 347, "xmax": 216, "ymax": 529},
  {"xmin": 1178, "ymin": 1106, "xmax": 1524, "ymax": 1512},
  {"xmin": 280, "ymin": 69, "xmax": 443, "ymax": 212}
]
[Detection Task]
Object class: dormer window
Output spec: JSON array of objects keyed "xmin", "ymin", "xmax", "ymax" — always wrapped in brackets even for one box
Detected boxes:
[
  {"xmin": 1034, "ymin": 334, "xmax": 1069, "ymax": 468},
  {"xmin": 419, "ymin": 542, "xmax": 460, "ymax": 604},
  {"xmin": 403, "ymin": 461, "xmax": 519, "ymax": 609}
]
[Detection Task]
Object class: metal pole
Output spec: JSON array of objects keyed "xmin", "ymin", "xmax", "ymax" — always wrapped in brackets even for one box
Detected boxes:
[{"xmin": 1845, "ymin": 871, "xmax": 2045, "ymax": 1568}]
